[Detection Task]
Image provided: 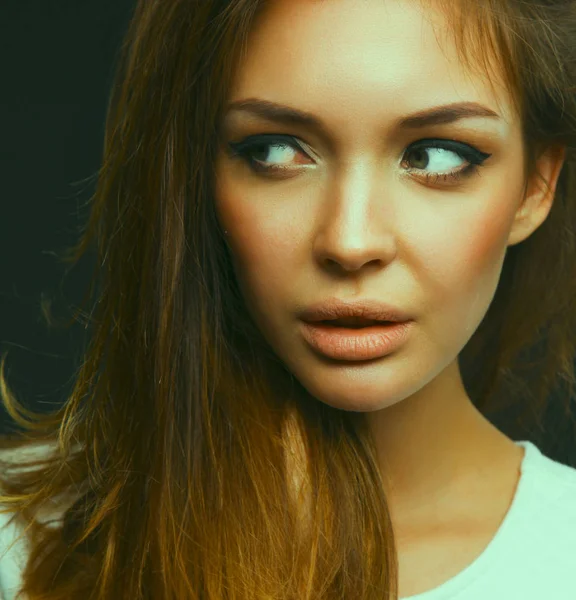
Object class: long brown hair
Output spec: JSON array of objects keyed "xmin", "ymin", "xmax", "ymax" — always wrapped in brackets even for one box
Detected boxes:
[{"xmin": 1, "ymin": 1, "xmax": 576, "ymax": 598}]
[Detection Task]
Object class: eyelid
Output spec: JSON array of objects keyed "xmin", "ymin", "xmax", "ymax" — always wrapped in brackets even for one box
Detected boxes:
[
  {"xmin": 408, "ymin": 138, "xmax": 491, "ymax": 164},
  {"xmin": 228, "ymin": 132, "xmax": 490, "ymax": 163},
  {"xmin": 228, "ymin": 133, "xmax": 311, "ymax": 157}
]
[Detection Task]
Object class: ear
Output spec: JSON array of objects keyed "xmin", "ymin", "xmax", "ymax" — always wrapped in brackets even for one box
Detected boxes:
[{"xmin": 507, "ymin": 144, "xmax": 566, "ymax": 247}]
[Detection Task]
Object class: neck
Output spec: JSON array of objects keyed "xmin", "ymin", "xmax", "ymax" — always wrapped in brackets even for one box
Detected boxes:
[{"xmin": 366, "ymin": 360, "xmax": 523, "ymax": 529}]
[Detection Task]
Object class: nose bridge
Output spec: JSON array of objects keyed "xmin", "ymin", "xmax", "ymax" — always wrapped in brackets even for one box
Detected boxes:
[
  {"xmin": 314, "ymin": 161, "xmax": 398, "ymax": 269},
  {"xmin": 325, "ymin": 160, "xmax": 393, "ymax": 236}
]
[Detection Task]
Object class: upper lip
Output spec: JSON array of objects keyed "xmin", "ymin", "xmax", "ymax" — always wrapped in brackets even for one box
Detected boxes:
[{"xmin": 299, "ymin": 298, "xmax": 412, "ymax": 324}]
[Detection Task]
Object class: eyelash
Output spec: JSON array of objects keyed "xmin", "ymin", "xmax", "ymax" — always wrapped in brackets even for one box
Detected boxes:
[{"xmin": 227, "ymin": 134, "xmax": 492, "ymax": 186}]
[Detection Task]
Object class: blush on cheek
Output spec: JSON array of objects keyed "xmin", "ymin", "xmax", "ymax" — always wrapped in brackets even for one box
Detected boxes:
[
  {"xmin": 466, "ymin": 229, "xmax": 505, "ymax": 272},
  {"xmin": 450, "ymin": 210, "xmax": 514, "ymax": 325},
  {"xmin": 432, "ymin": 203, "xmax": 513, "ymax": 306},
  {"xmin": 215, "ymin": 200, "xmax": 273, "ymax": 282},
  {"xmin": 466, "ymin": 205, "xmax": 515, "ymax": 270}
]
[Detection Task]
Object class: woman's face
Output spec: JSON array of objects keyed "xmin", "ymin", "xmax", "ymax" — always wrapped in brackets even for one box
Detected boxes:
[{"xmin": 214, "ymin": 0, "xmax": 558, "ymax": 412}]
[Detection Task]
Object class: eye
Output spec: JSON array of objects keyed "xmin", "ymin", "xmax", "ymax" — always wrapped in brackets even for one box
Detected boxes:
[
  {"xmin": 227, "ymin": 134, "xmax": 491, "ymax": 186},
  {"xmin": 401, "ymin": 139, "xmax": 491, "ymax": 186},
  {"xmin": 228, "ymin": 134, "xmax": 312, "ymax": 175}
]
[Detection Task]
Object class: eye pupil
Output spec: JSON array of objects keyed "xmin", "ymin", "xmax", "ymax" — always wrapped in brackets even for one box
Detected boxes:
[{"xmin": 252, "ymin": 144, "xmax": 270, "ymax": 161}]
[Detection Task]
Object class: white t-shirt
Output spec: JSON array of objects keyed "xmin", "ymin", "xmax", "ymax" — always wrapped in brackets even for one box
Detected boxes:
[
  {"xmin": 1, "ymin": 440, "xmax": 575, "ymax": 599},
  {"xmin": 400, "ymin": 439, "xmax": 576, "ymax": 599}
]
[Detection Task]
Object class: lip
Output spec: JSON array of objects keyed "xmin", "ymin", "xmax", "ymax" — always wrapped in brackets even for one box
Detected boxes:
[
  {"xmin": 300, "ymin": 320, "xmax": 414, "ymax": 361},
  {"xmin": 299, "ymin": 298, "xmax": 412, "ymax": 324}
]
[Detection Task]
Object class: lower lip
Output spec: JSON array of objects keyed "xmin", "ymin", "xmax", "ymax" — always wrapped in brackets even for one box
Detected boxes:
[{"xmin": 299, "ymin": 320, "xmax": 414, "ymax": 361}]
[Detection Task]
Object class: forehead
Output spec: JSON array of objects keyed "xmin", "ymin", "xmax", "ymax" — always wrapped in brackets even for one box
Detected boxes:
[{"xmin": 229, "ymin": 0, "xmax": 515, "ymax": 129}]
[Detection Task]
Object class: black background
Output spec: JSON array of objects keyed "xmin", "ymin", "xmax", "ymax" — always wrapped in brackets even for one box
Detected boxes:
[{"xmin": 0, "ymin": 0, "xmax": 133, "ymax": 434}]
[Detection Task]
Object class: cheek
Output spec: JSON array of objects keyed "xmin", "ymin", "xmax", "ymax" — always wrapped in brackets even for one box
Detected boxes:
[
  {"xmin": 215, "ymin": 180, "xmax": 297, "ymax": 295},
  {"xmin": 463, "ymin": 210, "xmax": 511, "ymax": 274},
  {"xmin": 433, "ymin": 201, "xmax": 516, "ymax": 322}
]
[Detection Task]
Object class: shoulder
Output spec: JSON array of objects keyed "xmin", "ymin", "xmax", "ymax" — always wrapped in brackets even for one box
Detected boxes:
[
  {"xmin": 0, "ymin": 441, "xmax": 79, "ymax": 599},
  {"xmin": 519, "ymin": 440, "xmax": 576, "ymax": 506},
  {"xmin": 515, "ymin": 441, "xmax": 576, "ymax": 561},
  {"xmin": 0, "ymin": 501, "xmax": 30, "ymax": 600}
]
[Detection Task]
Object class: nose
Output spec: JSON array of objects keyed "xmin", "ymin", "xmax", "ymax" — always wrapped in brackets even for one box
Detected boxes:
[{"xmin": 312, "ymin": 168, "xmax": 398, "ymax": 273}]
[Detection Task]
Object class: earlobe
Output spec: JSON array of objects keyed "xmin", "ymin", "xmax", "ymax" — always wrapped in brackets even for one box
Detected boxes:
[{"xmin": 507, "ymin": 144, "xmax": 566, "ymax": 247}]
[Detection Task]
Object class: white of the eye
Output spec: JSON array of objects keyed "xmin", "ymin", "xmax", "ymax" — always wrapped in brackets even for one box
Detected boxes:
[
  {"xmin": 265, "ymin": 144, "xmax": 297, "ymax": 164},
  {"xmin": 419, "ymin": 147, "xmax": 464, "ymax": 171}
]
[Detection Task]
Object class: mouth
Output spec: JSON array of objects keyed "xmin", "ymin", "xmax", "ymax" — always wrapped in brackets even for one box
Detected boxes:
[
  {"xmin": 317, "ymin": 319, "xmax": 395, "ymax": 329},
  {"xmin": 300, "ymin": 319, "xmax": 413, "ymax": 361}
]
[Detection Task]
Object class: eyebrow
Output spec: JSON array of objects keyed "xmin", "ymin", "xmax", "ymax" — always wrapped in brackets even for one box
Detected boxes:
[{"xmin": 224, "ymin": 98, "xmax": 501, "ymax": 134}]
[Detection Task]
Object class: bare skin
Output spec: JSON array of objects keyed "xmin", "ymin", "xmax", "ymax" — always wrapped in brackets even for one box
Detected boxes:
[
  {"xmin": 381, "ymin": 381, "xmax": 525, "ymax": 595},
  {"xmin": 372, "ymin": 360, "xmax": 525, "ymax": 595},
  {"xmin": 214, "ymin": 0, "xmax": 564, "ymax": 594}
]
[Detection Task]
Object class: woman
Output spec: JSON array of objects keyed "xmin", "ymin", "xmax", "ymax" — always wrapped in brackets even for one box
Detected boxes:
[{"xmin": 1, "ymin": 0, "xmax": 576, "ymax": 598}]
